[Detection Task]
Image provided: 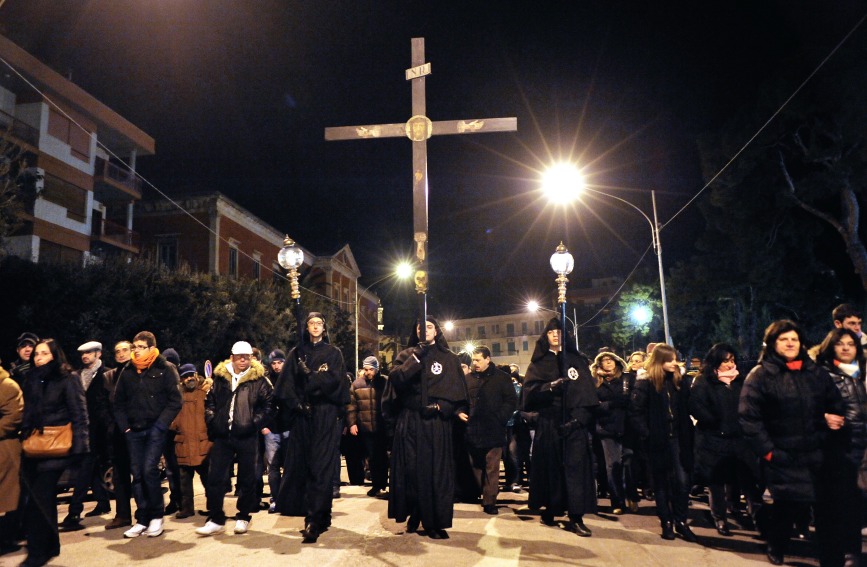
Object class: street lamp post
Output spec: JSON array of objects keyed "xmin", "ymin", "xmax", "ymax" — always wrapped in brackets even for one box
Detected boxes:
[{"xmin": 543, "ymin": 164, "xmax": 672, "ymax": 346}]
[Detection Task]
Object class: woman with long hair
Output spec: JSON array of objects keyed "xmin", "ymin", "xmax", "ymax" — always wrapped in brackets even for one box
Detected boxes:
[
  {"xmin": 19, "ymin": 339, "xmax": 88, "ymax": 567},
  {"xmin": 814, "ymin": 327, "xmax": 867, "ymax": 567},
  {"xmin": 629, "ymin": 343, "xmax": 696, "ymax": 542},
  {"xmin": 739, "ymin": 320, "xmax": 844, "ymax": 566},
  {"xmin": 689, "ymin": 343, "xmax": 761, "ymax": 536}
]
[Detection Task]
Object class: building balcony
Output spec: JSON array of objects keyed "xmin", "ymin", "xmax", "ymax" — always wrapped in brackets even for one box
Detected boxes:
[
  {"xmin": 91, "ymin": 217, "xmax": 140, "ymax": 254},
  {"xmin": 94, "ymin": 157, "xmax": 141, "ymax": 202},
  {"xmin": 0, "ymin": 108, "xmax": 39, "ymax": 149}
]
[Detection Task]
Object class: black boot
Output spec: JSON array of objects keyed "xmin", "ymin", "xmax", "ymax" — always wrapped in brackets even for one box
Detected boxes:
[
  {"xmin": 714, "ymin": 519, "xmax": 731, "ymax": 536},
  {"xmin": 766, "ymin": 545, "xmax": 783, "ymax": 565},
  {"xmin": 661, "ymin": 521, "xmax": 676, "ymax": 540},
  {"xmin": 674, "ymin": 520, "xmax": 697, "ymax": 542}
]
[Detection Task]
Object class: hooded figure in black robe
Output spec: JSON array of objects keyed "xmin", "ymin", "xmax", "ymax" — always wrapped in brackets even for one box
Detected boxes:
[
  {"xmin": 274, "ymin": 312, "xmax": 349, "ymax": 542},
  {"xmin": 523, "ymin": 317, "xmax": 598, "ymax": 535},
  {"xmin": 384, "ymin": 316, "xmax": 469, "ymax": 539}
]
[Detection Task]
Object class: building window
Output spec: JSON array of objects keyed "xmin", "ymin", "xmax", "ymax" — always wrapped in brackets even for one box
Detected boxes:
[
  {"xmin": 157, "ymin": 239, "xmax": 177, "ymax": 269},
  {"xmin": 492, "ymin": 342, "xmax": 501, "ymax": 356},
  {"xmin": 228, "ymin": 247, "xmax": 238, "ymax": 278},
  {"xmin": 48, "ymin": 107, "xmax": 91, "ymax": 161},
  {"xmin": 465, "ymin": 327, "xmax": 471, "ymax": 338},
  {"xmin": 41, "ymin": 173, "xmax": 88, "ymax": 223},
  {"xmin": 492, "ymin": 324, "xmax": 500, "ymax": 335},
  {"xmin": 507, "ymin": 341, "xmax": 516, "ymax": 353},
  {"xmin": 534, "ymin": 320, "xmax": 543, "ymax": 334},
  {"xmin": 253, "ymin": 259, "xmax": 260, "ymax": 280},
  {"xmin": 39, "ymin": 239, "xmax": 83, "ymax": 265},
  {"xmin": 523, "ymin": 340, "xmax": 529, "ymax": 352},
  {"xmin": 522, "ymin": 321, "xmax": 528, "ymax": 335},
  {"xmin": 506, "ymin": 323, "xmax": 515, "ymax": 336}
]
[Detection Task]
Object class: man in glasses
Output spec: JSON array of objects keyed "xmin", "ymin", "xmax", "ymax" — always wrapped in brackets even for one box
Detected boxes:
[
  {"xmin": 112, "ymin": 331, "xmax": 182, "ymax": 539},
  {"xmin": 196, "ymin": 341, "xmax": 273, "ymax": 537}
]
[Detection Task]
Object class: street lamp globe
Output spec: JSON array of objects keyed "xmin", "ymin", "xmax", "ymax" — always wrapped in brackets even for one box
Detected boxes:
[
  {"xmin": 527, "ymin": 300, "xmax": 540, "ymax": 312},
  {"xmin": 278, "ymin": 236, "xmax": 304, "ymax": 270},
  {"xmin": 549, "ymin": 242, "xmax": 574, "ymax": 276},
  {"xmin": 395, "ymin": 261, "xmax": 414, "ymax": 280},
  {"xmin": 443, "ymin": 321, "xmax": 454, "ymax": 332}
]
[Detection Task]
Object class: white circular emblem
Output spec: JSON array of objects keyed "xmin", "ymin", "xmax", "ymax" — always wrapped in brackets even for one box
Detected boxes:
[
  {"xmin": 431, "ymin": 362, "xmax": 443, "ymax": 375},
  {"xmin": 567, "ymin": 367, "xmax": 580, "ymax": 380}
]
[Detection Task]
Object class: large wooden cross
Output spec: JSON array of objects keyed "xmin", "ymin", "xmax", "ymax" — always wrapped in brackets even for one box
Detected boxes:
[{"xmin": 325, "ymin": 37, "xmax": 517, "ymax": 335}]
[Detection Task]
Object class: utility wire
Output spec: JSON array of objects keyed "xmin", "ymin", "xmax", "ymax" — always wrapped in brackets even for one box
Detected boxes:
[{"xmin": 661, "ymin": 11, "xmax": 867, "ymax": 230}]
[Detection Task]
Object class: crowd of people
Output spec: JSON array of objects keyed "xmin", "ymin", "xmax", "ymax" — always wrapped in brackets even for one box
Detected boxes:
[{"xmin": 0, "ymin": 304, "xmax": 866, "ymax": 566}]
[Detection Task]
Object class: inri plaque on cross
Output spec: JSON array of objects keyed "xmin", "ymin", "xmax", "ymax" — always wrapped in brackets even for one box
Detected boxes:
[{"xmin": 325, "ymin": 37, "xmax": 517, "ymax": 330}]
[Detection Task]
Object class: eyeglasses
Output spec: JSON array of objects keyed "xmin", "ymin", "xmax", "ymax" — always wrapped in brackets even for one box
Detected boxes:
[{"xmin": 132, "ymin": 345, "xmax": 150, "ymax": 351}]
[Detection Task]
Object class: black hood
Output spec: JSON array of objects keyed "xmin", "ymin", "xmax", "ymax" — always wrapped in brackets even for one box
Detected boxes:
[
  {"xmin": 407, "ymin": 316, "xmax": 450, "ymax": 352},
  {"xmin": 302, "ymin": 311, "xmax": 330, "ymax": 344}
]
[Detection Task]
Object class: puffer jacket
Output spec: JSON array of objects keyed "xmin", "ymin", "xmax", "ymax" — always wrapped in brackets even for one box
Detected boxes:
[
  {"xmin": 739, "ymin": 354, "xmax": 844, "ymax": 502},
  {"xmin": 206, "ymin": 359, "xmax": 273, "ymax": 439},
  {"xmin": 171, "ymin": 379, "xmax": 213, "ymax": 466},
  {"xmin": 822, "ymin": 362, "xmax": 867, "ymax": 466},
  {"xmin": 347, "ymin": 372, "xmax": 387, "ymax": 433}
]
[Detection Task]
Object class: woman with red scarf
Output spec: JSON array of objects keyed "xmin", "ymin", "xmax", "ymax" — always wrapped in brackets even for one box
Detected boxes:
[{"xmin": 739, "ymin": 320, "xmax": 844, "ymax": 565}]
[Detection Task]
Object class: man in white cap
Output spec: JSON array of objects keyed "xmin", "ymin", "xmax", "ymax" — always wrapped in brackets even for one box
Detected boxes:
[
  {"xmin": 196, "ymin": 341, "xmax": 273, "ymax": 537},
  {"xmin": 347, "ymin": 356, "xmax": 390, "ymax": 497},
  {"xmin": 62, "ymin": 341, "xmax": 112, "ymax": 530}
]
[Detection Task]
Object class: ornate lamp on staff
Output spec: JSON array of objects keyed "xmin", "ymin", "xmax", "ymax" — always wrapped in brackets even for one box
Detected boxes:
[
  {"xmin": 278, "ymin": 236, "xmax": 305, "ymax": 337},
  {"xmin": 550, "ymin": 242, "xmax": 575, "ymax": 452}
]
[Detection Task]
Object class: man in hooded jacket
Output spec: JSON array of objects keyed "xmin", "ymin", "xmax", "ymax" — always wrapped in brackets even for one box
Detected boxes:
[
  {"xmin": 523, "ymin": 318, "xmax": 598, "ymax": 537},
  {"xmin": 196, "ymin": 341, "xmax": 273, "ymax": 536},
  {"xmin": 384, "ymin": 317, "xmax": 469, "ymax": 540},
  {"xmin": 273, "ymin": 312, "xmax": 348, "ymax": 543}
]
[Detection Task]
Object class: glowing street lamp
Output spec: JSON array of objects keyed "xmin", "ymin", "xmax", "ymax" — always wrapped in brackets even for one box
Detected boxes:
[
  {"xmin": 278, "ymin": 236, "xmax": 304, "ymax": 302},
  {"xmin": 443, "ymin": 321, "xmax": 455, "ymax": 332},
  {"xmin": 630, "ymin": 305, "xmax": 652, "ymax": 326},
  {"xmin": 542, "ymin": 162, "xmax": 672, "ymax": 345}
]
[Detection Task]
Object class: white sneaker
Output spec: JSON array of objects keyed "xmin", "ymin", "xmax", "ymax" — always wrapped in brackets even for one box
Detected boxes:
[
  {"xmin": 123, "ymin": 523, "xmax": 148, "ymax": 538},
  {"xmin": 196, "ymin": 521, "xmax": 224, "ymax": 536},
  {"xmin": 234, "ymin": 519, "xmax": 250, "ymax": 534},
  {"xmin": 145, "ymin": 518, "xmax": 164, "ymax": 537}
]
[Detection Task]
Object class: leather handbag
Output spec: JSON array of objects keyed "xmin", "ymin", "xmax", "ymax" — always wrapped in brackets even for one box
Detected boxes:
[{"xmin": 22, "ymin": 423, "xmax": 73, "ymax": 458}]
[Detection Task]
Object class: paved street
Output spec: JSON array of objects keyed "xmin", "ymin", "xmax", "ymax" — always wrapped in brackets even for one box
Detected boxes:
[{"xmin": 3, "ymin": 469, "xmax": 833, "ymax": 567}]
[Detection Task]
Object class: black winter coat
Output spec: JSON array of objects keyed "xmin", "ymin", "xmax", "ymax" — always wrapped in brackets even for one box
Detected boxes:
[
  {"xmin": 274, "ymin": 340, "xmax": 348, "ymax": 432},
  {"xmin": 206, "ymin": 359, "xmax": 274, "ymax": 439},
  {"xmin": 739, "ymin": 355, "xmax": 844, "ymax": 502},
  {"xmin": 629, "ymin": 372, "xmax": 693, "ymax": 473},
  {"xmin": 595, "ymin": 373, "xmax": 633, "ymax": 438},
  {"xmin": 821, "ymin": 362, "xmax": 867, "ymax": 468},
  {"xmin": 83, "ymin": 363, "xmax": 112, "ymax": 456},
  {"xmin": 113, "ymin": 355, "xmax": 182, "ymax": 433},
  {"xmin": 21, "ymin": 363, "xmax": 89, "ymax": 471},
  {"xmin": 689, "ymin": 373, "xmax": 755, "ymax": 483},
  {"xmin": 466, "ymin": 364, "xmax": 517, "ymax": 449}
]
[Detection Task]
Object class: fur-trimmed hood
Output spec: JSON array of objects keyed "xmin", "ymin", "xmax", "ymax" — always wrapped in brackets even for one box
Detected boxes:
[
  {"xmin": 213, "ymin": 358, "xmax": 266, "ymax": 385},
  {"xmin": 590, "ymin": 351, "xmax": 627, "ymax": 375}
]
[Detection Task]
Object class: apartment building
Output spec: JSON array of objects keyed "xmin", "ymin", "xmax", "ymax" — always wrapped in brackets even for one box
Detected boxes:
[{"xmin": 0, "ymin": 34, "xmax": 154, "ymax": 264}]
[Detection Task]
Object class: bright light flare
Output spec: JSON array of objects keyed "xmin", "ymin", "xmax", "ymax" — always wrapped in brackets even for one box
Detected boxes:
[
  {"xmin": 630, "ymin": 305, "xmax": 652, "ymax": 326},
  {"xmin": 463, "ymin": 341, "xmax": 477, "ymax": 354},
  {"xmin": 443, "ymin": 321, "xmax": 454, "ymax": 332},
  {"xmin": 395, "ymin": 262, "xmax": 413, "ymax": 280},
  {"xmin": 542, "ymin": 163, "xmax": 585, "ymax": 205},
  {"xmin": 527, "ymin": 300, "xmax": 540, "ymax": 312}
]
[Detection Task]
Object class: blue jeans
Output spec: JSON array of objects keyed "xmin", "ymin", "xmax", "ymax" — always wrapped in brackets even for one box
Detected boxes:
[
  {"xmin": 264, "ymin": 431, "xmax": 289, "ymax": 499},
  {"xmin": 126, "ymin": 427, "xmax": 167, "ymax": 523}
]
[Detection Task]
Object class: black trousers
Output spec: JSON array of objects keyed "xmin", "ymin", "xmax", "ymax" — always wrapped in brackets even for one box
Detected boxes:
[
  {"xmin": 206, "ymin": 436, "xmax": 259, "ymax": 523},
  {"xmin": 179, "ymin": 460, "xmax": 210, "ymax": 514},
  {"xmin": 361, "ymin": 430, "xmax": 390, "ymax": 491},
  {"xmin": 22, "ymin": 461, "xmax": 64, "ymax": 563},
  {"xmin": 110, "ymin": 429, "xmax": 133, "ymax": 520}
]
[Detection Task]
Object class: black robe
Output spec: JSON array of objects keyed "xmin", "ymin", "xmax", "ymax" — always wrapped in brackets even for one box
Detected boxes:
[
  {"xmin": 386, "ymin": 343, "xmax": 468, "ymax": 531},
  {"xmin": 523, "ymin": 339, "xmax": 598, "ymax": 517},
  {"xmin": 274, "ymin": 338, "xmax": 347, "ymax": 528}
]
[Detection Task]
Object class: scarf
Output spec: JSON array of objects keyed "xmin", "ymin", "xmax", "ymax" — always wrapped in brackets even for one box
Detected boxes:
[
  {"xmin": 716, "ymin": 367, "xmax": 739, "ymax": 385},
  {"xmin": 227, "ymin": 362, "xmax": 251, "ymax": 430},
  {"xmin": 786, "ymin": 360, "xmax": 803, "ymax": 371},
  {"xmin": 133, "ymin": 347, "xmax": 160, "ymax": 373},
  {"xmin": 835, "ymin": 360, "xmax": 861, "ymax": 380},
  {"xmin": 80, "ymin": 359, "xmax": 102, "ymax": 391}
]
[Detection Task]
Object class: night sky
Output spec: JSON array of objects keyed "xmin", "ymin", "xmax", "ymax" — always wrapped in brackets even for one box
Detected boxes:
[{"xmin": 2, "ymin": 1, "xmax": 864, "ymax": 324}]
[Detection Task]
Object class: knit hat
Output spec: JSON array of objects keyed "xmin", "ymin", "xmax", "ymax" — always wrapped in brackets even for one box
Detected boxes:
[
  {"xmin": 178, "ymin": 363, "xmax": 197, "ymax": 377},
  {"xmin": 163, "ymin": 348, "xmax": 180, "ymax": 366},
  {"xmin": 269, "ymin": 349, "xmax": 286, "ymax": 362},
  {"xmin": 362, "ymin": 356, "xmax": 378, "ymax": 370}
]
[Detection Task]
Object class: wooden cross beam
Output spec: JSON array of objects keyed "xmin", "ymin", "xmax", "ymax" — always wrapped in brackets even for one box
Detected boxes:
[{"xmin": 325, "ymin": 37, "xmax": 517, "ymax": 335}]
